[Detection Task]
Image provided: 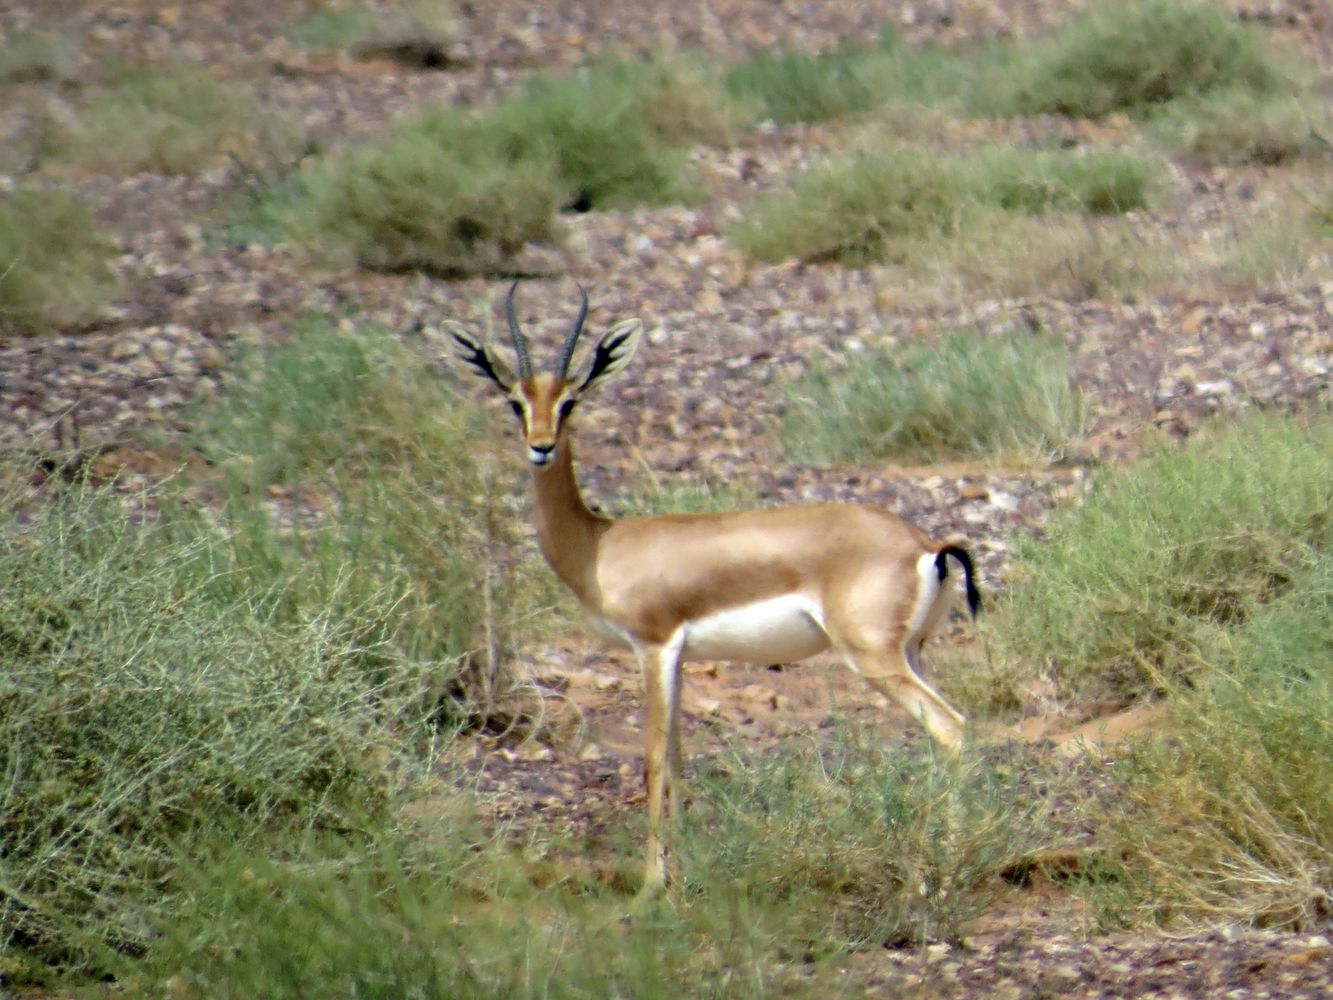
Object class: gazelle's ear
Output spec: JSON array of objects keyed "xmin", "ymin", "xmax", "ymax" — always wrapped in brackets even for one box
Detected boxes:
[
  {"xmin": 575, "ymin": 319, "xmax": 642, "ymax": 395},
  {"xmin": 444, "ymin": 321, "xmax": 516, "ymax": 391}
]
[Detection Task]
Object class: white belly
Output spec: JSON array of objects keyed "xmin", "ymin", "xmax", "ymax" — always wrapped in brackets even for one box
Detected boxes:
[{"xmin": 681, "ymin": 594, "xmax": 830, "ymax": 664}]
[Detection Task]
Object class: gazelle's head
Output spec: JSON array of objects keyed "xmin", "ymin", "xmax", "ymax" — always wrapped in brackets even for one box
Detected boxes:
[{"xmin": 445, "ymin": 282, "xmax": 642, "ymax": 467}]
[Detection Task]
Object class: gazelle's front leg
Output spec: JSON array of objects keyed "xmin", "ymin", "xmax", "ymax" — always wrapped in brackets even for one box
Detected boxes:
[{"xmin": 637, "ymin": 635, "xmax": 684, "ymax": 897}]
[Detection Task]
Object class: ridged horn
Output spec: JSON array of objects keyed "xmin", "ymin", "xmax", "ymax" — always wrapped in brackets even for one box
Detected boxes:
[
  {"xmin": 555, "ymin": 285, "xmax": 589, "ymax": 379},
  {"xmin": 504, "ymin": 279, "xmax": 533, "ymax": 379}
]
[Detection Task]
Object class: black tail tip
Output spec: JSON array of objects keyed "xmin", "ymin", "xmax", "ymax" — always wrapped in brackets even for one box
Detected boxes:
[{"xmin": 935, "ymin": 545, "xmax": 981, "ymax": 619}]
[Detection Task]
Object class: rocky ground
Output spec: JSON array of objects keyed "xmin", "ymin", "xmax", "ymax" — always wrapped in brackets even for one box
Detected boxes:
[{"xmin": 2, "ymin": 0, "xmax": 1331, "ymax": 995}]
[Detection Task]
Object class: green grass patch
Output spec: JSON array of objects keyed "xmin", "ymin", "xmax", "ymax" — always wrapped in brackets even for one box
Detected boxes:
[
  {"xmin": 723, "ymin": 29, "xmax": 1002, "ymax": 125},
  {"xmin": 0, "ymin": 317, "xmax": 573, "ymax": 976},
  {"xmin": 974, "ymin": 146, "xmax": 1160, "ymax": 215},
  {"xmin": 725, "ymin": 42, "xmax": 879, "ymax": 125},
  {"xmin": 730, "ymin": 150, "xmax": 973, "ymax": 266},
  {"xmin": 0, "ymin": 29, "xmax": 82, "ymax": 84},
  {"xmin": 1080, "ymin": 552, "xmax": 1332, "ymax": 930},
  {"xmin": 189, "ymin": 317, "xmax": 562, "ymax": 692},
  {"xmin": 1150, "ymin": 88, "xmax": 1331, "ymax": 165},
  {"xmin": 972, "ymin": 410, "xmax": 1331, "ymax": 710},
  {"xmin": 730, "ymin": 144, "xmax": 1160, "ymax": 266},
  {"xmin": 291, "ymin": 3, "xmax": 383, "ymax": 51},
  {"xmin": 684, "ymin": 733, "xmax": 1045, "ymax": 949},
  {"xmin": 292, "ymin": 0, "xmax": 459, "ymax": 67},
  {"xmin": 259, "ymin": 55, "xmax": 719, "ymax": 272},
  {"xmin": 125, "ymin": 733, "xmax": 1049, "ymax": 998},
  {"xmin": 0, "ymin": 474, "xmax": 439, "ymax": 976},
  {"xmin": 48, "ymin": 63, "xmax": 274, "ymax": 175},
  {"xmin": 274, "ymin": 115, "xmax": 566, "ymax": 273},
  {"xmin": 483, "ymin": 61, "xmax": 695, "ymax": 211},
  {"xmin": 904, "ymin": 211, "xmax": 1178, "ymax": 303},
  {"xmin": 0, "ymin": 187, "xmax": 120, "ymax": 336},
  {"xmin": 987, "ymin": 0, "xmax": 1289, "ymax": 119},
  {"xmin": 781, "ymin": 325, "xmax": 1085, "ymax": 466}
]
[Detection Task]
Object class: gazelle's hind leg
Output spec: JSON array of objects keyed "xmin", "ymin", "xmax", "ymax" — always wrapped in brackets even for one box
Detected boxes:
[
  {"xmin": 824, "ymin": 554, "xmax": 967, "ymax": 751},
  {"xmin": 637, "ymin": 636, "xmax": 684, "ymax": 898},
  {"xmin": 844, "ymin": 639, "xmax": 965, "ymax": 751}
]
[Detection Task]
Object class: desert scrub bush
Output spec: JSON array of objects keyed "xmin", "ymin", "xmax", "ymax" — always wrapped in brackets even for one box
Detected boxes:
[
  {"xmin": 905, "ymin": 211, "xmax": 1178, "ymax": 303},
  {"xmin": 725, "ymin": 42, "xmax": 879, "ymax": 125},
  {"xmin": 976, "ymin": 410, "xmax": 1332, "ymax": 709},
  {"xmin": 0, "ymin": 187, "xmax": 120, "ymax": 335},
  {"xmin": 48, "ymin": 62, "xmax": 280, "ymax": 175},
  {"xmin": 781, "ymin": 325, "xmax": 1084, "ymax": 466},
  {"xmin": 1150, "ymin": 88, "xmax": 1331, "ymax": 165},
  {"xmin": 270, "ymin": 55, "xmax": 717, "ymax": 272},
  {"xmin": 1210, "ymin": 182, "xmax": 1333, "ymax": 292},
  {"xmin": 730, "ymin": 151, "xmax": 976, "ymax": 265},
  {"xmin": 277, "ymin": 116, "xmax": 565, "ymax": 273},
  {"xmin": 0, "ymin": 474, "xmax": 438, "ymax": 975},
  {"xmin": 293, "ymin": 0, "xmax": 458, "ymax": 64},
  {"xmin": 482, "ymin": 57, "xmax": 706, "ymax": 210},
  {"xmin": 0, "ymin": 29, "xmax": 82, "ymax": 83},
  {"xmin": 731, "ymin": 144, "xmax": 1159, "ymax": 266},
  {"xmin": 683, "ymin": 731, "xmax": 1048, "ymax": 949},
  {"xmin": 987, "ymin": 0, "xmax": 1289, "ymax": 119},
  {"xmin": 971, "ymin": 146, "xmax": 1161, "ymax": 215},
  {"xmin": 130, "ymin": 735, "xmax": 1051, "ymax": 999},
  {"xmin": 190, "ymin": 317, "xmax": 560, "ymax": 718},
  {"xmin": 1084, "ymin": 551, "xmax": 1333, "ymax": 930},
  {"xmin": 132, "ymin": 830, "xmax": 796, "ymax": 1000}
]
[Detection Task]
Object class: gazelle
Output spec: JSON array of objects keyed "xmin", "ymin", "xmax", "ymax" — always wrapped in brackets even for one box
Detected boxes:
[{"xmin": 446, "ymin": 283, "xmax": 980, "ymax": 897}]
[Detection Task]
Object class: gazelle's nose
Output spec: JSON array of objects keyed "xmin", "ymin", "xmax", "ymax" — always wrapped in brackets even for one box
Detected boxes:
[{"xmin": 528, "ymin": 444, "xmax": 555, "ymax": 466}]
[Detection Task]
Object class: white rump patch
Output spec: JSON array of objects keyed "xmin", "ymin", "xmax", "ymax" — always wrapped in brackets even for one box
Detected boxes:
[
  {"xmin": 905, "ymin": 552, "xmax": 943, "ymax": 637},
  {"xmin": 681, "ymin": 594, "xmax": 830, "ymax": 664}
]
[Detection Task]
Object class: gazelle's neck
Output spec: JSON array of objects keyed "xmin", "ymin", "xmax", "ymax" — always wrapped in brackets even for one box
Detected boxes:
[{"xmin": 530, "ymin": 435, "xmax": 610, "ymax": 602}]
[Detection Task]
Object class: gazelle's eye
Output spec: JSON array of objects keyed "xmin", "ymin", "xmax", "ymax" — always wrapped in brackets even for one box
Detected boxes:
[
  {"xmin": 508, "ymin": 400, "xmax": 524, "ymax": 421},
  {"xmin": 558, "ymin": 400, "xmax": 577, "ymax": 422}
]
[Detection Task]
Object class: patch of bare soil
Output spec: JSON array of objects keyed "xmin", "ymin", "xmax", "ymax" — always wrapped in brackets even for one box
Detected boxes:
[{"xmin": 2, "ymin": 0, "xmax": 1331, "ymax": 995}]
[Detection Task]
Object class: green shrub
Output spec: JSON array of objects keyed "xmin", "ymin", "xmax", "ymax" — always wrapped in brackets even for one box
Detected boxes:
[
  {"xmin": 485, "ymin": 60, "xmax": 697, "ymax": 210},
  {"xmin": 979, "ymin": 411, "xmax": 1332, "ymax": 708},
  {"xmin": 730, "ymin": 144, "xmax": 1158, "ymax": 267},
  {"xmin": 279, "ymin": 118, "xmax": 565, "ymax": 273},
  {"xmin": 725, "ymin": 43, "xmax": 877, "ymax": 125},
  {"xmin": 911, "ymin": 211, "xmax": 1177, "ymax": 303},
  {"xmin": 0, "ymin": 187, "xmax": 120, "ymax": 336},
  {"xmin": 291, "ymin": 3, "xmax": 381, "ymax": 51},
  {"xmin": 131, "ymin": 832, "xmax": 783, "ymax": 1000},
  {"xmin": 781, "ymin": 326, "xmax": 1084, "ymax": 466},
  {"xmin": 989, "ymin": 0, "xmax": 1288, "ymax": 119},
  {"xmin": 974, "ymin": 146, "xmax": 1160, "ymax": 215},
  {"xmin": 1085, "ymin": 552, "xmax": 1333, "ymax": 930},
  {"xmin": 1150, "ymin": 89, "xmax": 1328, "ymax": 165},
  {"xmin": 190, "ymin": 317, "xmax": 561, "ymax": 712},
  {"xmin": 684, "ymin": 732, "xmax": 1047, "ymax": 949},
  {"xmin": 0, "ymin": 29, "xmax": 82, "ymax": 83},
  {"xmin": 268, "ymin": 55, "xmax": 715, "ymax": 271},
  {"xmin": 0, "ymin": 477, "xmax": 437, "ymax": 974},
  {"xmin": 584, "ymin": 53, "xmax": 739, "ymax": 149},
  {"xmin": 128, "ymin": 732, "xmax": 1050, "ymax": 998},
  {"xmin": 49, "ymin": 63, "xmax": 268, "ymax": 175},
  {"xmin": 293, "ymin": 0, "xmax": 459, "ymax": 66},
  {"xmin": 729, "ymin": 151, "xmax": 975, "ymax": 265}
]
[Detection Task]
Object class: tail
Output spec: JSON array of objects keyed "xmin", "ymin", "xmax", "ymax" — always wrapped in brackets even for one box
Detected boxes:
[{"xmin": 934, "ymin": 545, "xmax": 981, "ymax": 619}]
